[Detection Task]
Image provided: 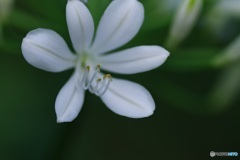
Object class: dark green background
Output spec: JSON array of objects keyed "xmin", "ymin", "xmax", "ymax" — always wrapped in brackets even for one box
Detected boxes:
[{"xmin": 1, "ymin": 0, "xmax": 239, "ymax": 159}]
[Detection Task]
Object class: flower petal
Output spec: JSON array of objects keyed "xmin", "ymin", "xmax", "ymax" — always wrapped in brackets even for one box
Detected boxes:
[
  {"xmin": 55, "ymin": 70, "xmax": 85, "ymax": 123},
  {"xmin": 66, "ymin": 0, "xmax": 94, "ymax": 53},
  {"xmin": 21, "ymin": 28, "xmax": 75, "ymax": 72},
  {"xmin": 101, "ymin": 78, "xmax": 155, "ymax": 118},
  {"xmin": 97, "ymin": 46, "xmax": 170, "ymax": 74},
  {"xmin": 91, "ymin": 0, "xmax": 144, "ymax": 55}
]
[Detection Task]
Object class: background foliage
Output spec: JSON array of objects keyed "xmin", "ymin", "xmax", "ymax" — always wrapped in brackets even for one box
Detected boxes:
[{"xmin": 0, "ymin": 0, "xmax": 240, "ymax": 159}]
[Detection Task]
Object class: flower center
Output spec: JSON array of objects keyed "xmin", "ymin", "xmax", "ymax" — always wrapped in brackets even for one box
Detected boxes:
[
  {"xmin": 80, "ymin": 65, "xmax": 112, "ymax": 96},
  {"xmin": 76, "ymin": 53, "xmax": 112, "ymax": 96}
]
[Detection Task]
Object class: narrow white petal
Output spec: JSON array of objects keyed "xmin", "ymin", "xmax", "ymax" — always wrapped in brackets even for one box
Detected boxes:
[
  {"xmin": 97, "ymin": 46, "xmax": 170, "ymax": 74},
  {"xmin": 101, "ymin": 78, "xmax": 155, "ymax": 118},
  {"xmin": 21, "ymin": 28, "xmax": 75, "ymax": 72},
  {"xmin": 91, "ymin": 0, "xmax": 144, "ymax": 55},
  {"xmin": 55, "ymin": 70, "xmax": 85, "ymax": 123},
  {"xmin": 67, "ymin": 0, "xmax": 94, "ymax": 53}
]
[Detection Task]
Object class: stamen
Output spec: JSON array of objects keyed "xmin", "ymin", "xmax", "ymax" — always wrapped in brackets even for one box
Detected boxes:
[
  {"xmin": 95, "ymin": 74, "xmax": 112, "ymax": 97},
  {"xmin": 95, "ymin": 78, "xmax": 102, "ymax": 92},
  {"xmin": 81, "ymin": 65, "xmax": 100, "ymax": 90},
  {"xmin": 89, "ymin": 78, "xmax": 102, "ymax": 93},
  {"xmin": 81, "ymin": 65, "xmax": 90, "ymax": 90},
  {"xmin": 80, "ymin": 64, "xmax": 112, "ymax": 96}
]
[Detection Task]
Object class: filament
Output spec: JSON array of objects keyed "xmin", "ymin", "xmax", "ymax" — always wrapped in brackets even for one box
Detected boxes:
[{"xmin": 80, "ymin": 65, "xmax": 111, "ymax": 96}]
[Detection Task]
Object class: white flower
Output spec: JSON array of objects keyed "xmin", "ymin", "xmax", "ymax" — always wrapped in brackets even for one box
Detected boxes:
[{"xmin": 21, "ymin": 0, "xmax": 169, "ymax": 123}]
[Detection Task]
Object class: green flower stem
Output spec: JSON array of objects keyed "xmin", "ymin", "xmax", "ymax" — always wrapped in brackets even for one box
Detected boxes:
[{"xmin": 165, "ymin": 36, "xmax": 178, "ymax": 50}]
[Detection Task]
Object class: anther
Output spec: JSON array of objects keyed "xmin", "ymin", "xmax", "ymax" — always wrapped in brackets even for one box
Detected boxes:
[
  {"xmin": 97, "ymin": 64, "xmax": 101, "ymax": 70},
  {"xmin": 103, "ymin": 74, "xmax": 112, "ymax": 81},
  {"xmin": 95, "ymin": 74, "xmax": 112, "ymax": 96},
  {"xmin": 89, "ymin": 78, "xmax": 102, "ymax": 93}
]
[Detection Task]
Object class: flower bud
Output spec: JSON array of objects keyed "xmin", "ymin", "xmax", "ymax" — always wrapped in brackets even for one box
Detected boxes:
[
  {"xmin": 166, "ymin": 0, "xmax": 202, "ymax": 49},
  {"xmin": 0, "ymin": 0, "xmax": 14, "ymax": 23}
]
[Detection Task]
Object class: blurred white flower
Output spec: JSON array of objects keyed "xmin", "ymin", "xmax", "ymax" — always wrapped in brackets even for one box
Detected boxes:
[
  {"xmin": 21, "ymin": 0, "xmax": 169, "ymax": 122},
  {"xmin": 166, "ymin": 0, "xmax": 202, "ymax": 49}
]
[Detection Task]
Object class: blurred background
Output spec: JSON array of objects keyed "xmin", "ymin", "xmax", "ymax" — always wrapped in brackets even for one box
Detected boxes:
[{"xmin": 0, "ymin": 0, "xmax": 240, "ymax": 159}]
